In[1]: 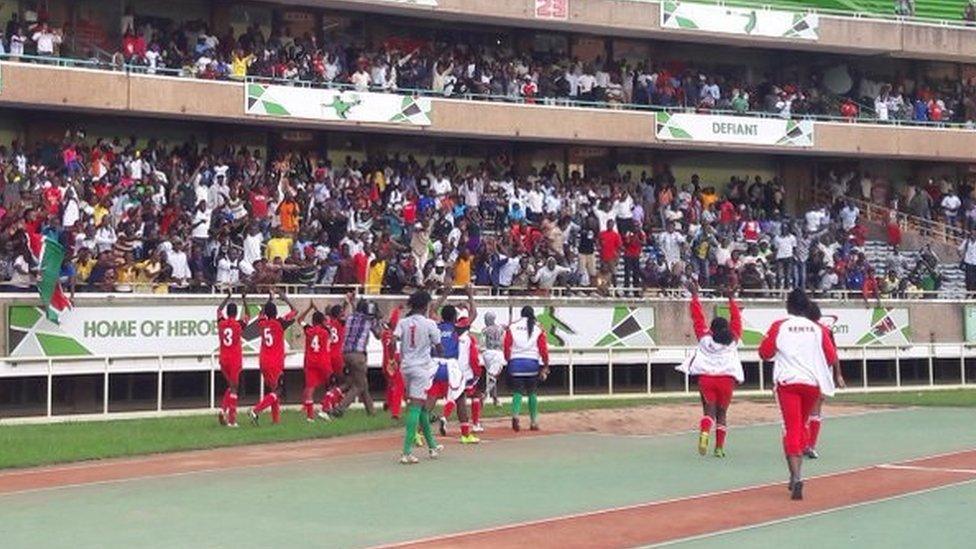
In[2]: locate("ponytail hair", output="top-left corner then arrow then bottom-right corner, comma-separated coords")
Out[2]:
520,306 -> 536,336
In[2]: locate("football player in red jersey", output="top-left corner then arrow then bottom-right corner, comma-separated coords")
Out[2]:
320,298 -> 351,413
216,290 -> 249,427
297,302 -> 334,422
250,291 -> 297,425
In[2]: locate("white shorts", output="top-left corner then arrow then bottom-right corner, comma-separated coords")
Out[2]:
401,363 -> 435,400
483,350 -> 505,377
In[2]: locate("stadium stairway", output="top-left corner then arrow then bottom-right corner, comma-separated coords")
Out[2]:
862,240 -> 967,299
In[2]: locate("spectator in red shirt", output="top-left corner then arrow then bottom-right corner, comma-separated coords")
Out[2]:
599,219 -> 623,285
622,229 -> 646,290
862,267 -> 881,306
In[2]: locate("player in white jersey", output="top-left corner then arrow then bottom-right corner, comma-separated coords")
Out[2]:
393,291 -> 444,464
759,289 -> 841,500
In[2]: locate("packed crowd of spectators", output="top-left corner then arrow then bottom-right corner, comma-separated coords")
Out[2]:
4,8 -> 976,126
824,169 -> 976,231
0,130 -> 960,299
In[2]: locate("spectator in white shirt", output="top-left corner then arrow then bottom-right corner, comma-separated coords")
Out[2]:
773,227 -> 798,289
191,201 -> 212,243
166,242 -> 193,285
942,190 -> 962,227
31,23 -> 61,57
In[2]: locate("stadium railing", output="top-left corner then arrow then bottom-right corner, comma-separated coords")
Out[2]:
1,53 -> 972,132
2,341 -> 974,422
816,187 -> 967,246
0,284 -> 969,300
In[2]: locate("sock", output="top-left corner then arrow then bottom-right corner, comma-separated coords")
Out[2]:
716,425 -> 727,449
528,393 -> 539,423
270,394 -> 281,424
471,399 -> 482,425
403,404 -> 422,455
227,392 -> 238,425
512,391 -> 523,417
254,392 -> 276,413
220,388 -> 232,411
442,401 -> 456,420
419,409 -> 437,448
227,393 -> 237,425
807,416 -> 822,449
699,416 -> 715,434
303,400 -> 315,420
461,422 -> 471,437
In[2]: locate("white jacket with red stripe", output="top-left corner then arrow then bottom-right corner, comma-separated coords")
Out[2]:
503,318 -> 550,364
759,314 -> 839,396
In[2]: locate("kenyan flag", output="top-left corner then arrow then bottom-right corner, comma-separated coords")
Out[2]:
27,232 -> 72,323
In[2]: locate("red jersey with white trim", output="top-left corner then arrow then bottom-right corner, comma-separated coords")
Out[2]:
759,314 -> 838,395
258,310 -> 296,369
303,324 -> 331,369
217,312 -> 248,368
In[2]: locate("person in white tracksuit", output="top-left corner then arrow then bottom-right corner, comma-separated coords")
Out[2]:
503,307 -> 550,432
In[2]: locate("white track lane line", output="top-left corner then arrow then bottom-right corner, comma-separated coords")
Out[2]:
646,477 -> 976,548
877,464 -> 976,475
371,446 -> 976,549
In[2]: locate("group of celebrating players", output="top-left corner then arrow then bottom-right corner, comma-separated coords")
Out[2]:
213,285 -> 550,465
216,283 -> 843,499
680,282 -> 846,501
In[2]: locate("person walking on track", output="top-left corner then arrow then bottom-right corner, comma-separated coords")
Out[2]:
677,283 -> 744,457
394,290 -> 444,464
503,306 -> 550,432
759,289 -> 841,501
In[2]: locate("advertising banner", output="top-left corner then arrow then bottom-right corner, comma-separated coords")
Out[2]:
7,304 -> 654,358
655,112 -> 815,147
245,84 -> 433,126
717,306 -> 911,347
535,0 -> 569,20
661,1 -> 819,40
965,306 -> 976,343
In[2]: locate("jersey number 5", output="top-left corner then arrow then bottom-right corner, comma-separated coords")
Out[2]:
263,328 -> 274,347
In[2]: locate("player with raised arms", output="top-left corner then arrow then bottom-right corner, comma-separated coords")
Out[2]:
295,301 -> 333,423
216,290 -> 249,427
677,283 -> 744,457
249,290 -> 297,425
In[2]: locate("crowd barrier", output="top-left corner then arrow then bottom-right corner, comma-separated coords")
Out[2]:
2,342 -> 974,422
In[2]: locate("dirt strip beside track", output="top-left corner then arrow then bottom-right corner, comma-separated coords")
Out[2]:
380,450 -> 976,549
0,421 -> 544,495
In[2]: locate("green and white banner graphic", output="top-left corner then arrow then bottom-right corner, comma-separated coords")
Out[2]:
655,112 -> 814,147
717,306 -> 910,347
470,306 -> 655,349
7,305 -> 276,357
246,84 -> 433,126
661,1 -> 819,40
